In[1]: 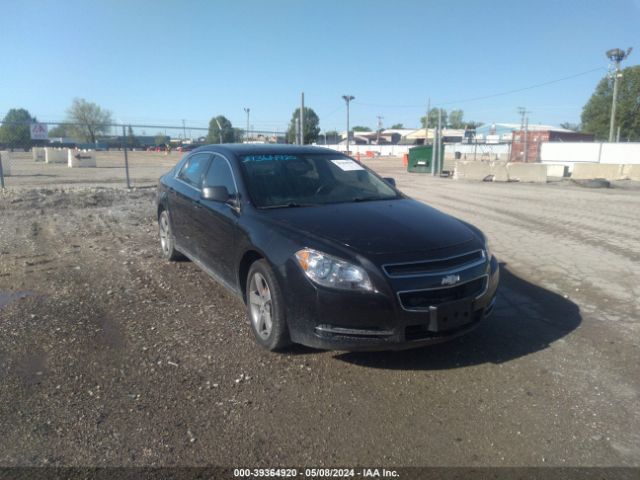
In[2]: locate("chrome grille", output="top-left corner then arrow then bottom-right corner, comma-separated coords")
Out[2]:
397,275 -> 488,311
383,250 -> 485,278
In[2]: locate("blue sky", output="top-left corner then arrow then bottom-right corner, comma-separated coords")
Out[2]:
1,0 -> 639,135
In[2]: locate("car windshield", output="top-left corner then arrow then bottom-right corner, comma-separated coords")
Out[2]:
239,153 -> 400,208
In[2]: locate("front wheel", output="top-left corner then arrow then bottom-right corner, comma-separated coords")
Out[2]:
158,210 -> 183,261
246,260 -> 291,351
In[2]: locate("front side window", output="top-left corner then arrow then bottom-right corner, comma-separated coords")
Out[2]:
239,153 -> 399,208
205,155 -> 237,195
177,153 -> 210,188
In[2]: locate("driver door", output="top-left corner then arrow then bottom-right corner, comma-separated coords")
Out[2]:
192,153 -> 240,285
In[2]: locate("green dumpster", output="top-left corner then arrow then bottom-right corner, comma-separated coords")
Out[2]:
407,145 -> 443,173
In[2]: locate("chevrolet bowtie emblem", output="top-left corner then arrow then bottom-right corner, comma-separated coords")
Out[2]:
441,274 -> 461,286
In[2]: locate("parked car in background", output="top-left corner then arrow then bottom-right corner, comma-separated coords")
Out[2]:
176,144 -> 198,152
156,145 -> 499,351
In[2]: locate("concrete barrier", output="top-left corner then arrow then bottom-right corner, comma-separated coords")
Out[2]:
45,148 -> 69,164
0,151 -> 12,176
507,163 -> 547,183
492,164 -> 509,182
453,161 -> 493,180
454,161 -> 548,182
32,147 -> 46,162
68,150 -> 97,168
622,164 -> 640,181
545,164 -> 568,177
572,163 -> 625,180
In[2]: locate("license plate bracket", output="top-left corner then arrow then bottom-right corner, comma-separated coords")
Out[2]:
428,299 -> 473,332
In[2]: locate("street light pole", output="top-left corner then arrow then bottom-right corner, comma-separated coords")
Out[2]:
606,48 -> 632,142
342,95 -> 355,153
300,92 -> 305,145
214,118 -> 223,144
609,66 -> 622,143
244,108 -> 250,143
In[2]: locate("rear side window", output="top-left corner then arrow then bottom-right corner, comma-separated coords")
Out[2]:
205,155 -> 237,195
177,153 -> 211,188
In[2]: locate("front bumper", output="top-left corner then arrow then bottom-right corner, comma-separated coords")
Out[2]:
283,255 -> 500,351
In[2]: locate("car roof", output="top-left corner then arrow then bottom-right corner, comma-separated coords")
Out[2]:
190,143 -> 342,158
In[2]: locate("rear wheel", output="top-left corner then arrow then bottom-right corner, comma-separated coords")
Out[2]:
246,260 -> 291,351
158,210 -> 183,261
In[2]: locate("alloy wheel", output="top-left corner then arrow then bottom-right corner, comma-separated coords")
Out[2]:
248,272 -> 273,339
159,213 -> 170,255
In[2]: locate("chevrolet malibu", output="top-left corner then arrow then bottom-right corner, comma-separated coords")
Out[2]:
157,144 -> 499,351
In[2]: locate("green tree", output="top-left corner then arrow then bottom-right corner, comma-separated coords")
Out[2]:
466,121 -> 484,129
206,115 -> 235,143
48,124 -> 69,138
581,66 -> 640,141
0,108 -> 36,150
448,109 -> 465,129
126,125 -> 139,148
66,98 -> 113,143
420,108 -> 448,128
324,130 -> 340,143
390,123 -> 404,129
352,126 -> 371,132
154,133 -> 169,146
286,107 -> 320,144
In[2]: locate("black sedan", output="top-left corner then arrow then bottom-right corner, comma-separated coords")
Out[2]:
156,144 -> 499,351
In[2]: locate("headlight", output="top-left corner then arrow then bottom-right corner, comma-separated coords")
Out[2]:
483,235 -> 492,259
294,248 -> 373,292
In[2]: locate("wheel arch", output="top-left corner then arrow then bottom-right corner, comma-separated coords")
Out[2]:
238,250 -> 266,303
157,192 -> 169,220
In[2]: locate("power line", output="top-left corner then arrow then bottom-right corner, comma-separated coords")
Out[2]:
354,66 -> 606,109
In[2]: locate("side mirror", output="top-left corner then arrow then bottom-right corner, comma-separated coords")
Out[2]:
383,177 -> 396,187
202,186 -> 230,203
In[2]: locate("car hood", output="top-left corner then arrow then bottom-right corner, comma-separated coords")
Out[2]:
263,199 -> 477,255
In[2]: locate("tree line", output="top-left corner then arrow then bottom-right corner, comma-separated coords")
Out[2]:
3,69 -> 639,150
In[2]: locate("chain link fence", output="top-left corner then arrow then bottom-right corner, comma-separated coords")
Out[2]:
0,121 -> 287,190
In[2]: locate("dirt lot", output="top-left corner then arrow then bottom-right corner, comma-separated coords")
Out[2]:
1,151 -> 175,189
0,156 -> 639,468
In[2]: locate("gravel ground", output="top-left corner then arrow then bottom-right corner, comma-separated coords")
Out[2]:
0,160 -> 639,468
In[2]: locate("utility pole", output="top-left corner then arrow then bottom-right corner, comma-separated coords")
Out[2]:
426,99 -> 435,175
376,115 -> 383,144
517,107 -> 525,130
523,115 -> 529,163
244,108 -> 250,143
425,98 -> 431,142
606,48 -> 632,142
300,92 -> 305,145
182,119 -> 186,141
517,106 -> 531,162
342,95 -> 355,152
437,109 -> 442,175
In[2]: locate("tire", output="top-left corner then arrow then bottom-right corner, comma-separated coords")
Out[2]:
158,209 -> 183,261
246,259 -> 291,351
